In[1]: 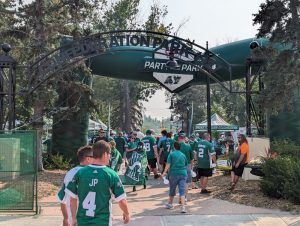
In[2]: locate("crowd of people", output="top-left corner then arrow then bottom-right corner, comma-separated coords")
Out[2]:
57,128 -> 250,226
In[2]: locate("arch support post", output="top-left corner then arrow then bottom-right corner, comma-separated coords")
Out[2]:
246,60 -> 252,136
0,44 -> 17,130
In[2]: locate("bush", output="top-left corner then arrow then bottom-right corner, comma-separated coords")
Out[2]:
43,153 -> 73,170
271,139 -> 300,160
261,157 -> 293,198
261,157 -> 300,203
283,163 -> 300,204
260,139 -> 300,204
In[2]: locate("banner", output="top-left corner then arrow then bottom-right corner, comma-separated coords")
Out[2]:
124,148 -> 147,185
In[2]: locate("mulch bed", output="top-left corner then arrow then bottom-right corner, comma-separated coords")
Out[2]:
208,172 -> 300,213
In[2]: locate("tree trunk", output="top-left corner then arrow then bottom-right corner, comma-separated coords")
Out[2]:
290,0 -> 300,50
121,80 -> 131,133
33,0 -> 47,172
32,100 -> 45,171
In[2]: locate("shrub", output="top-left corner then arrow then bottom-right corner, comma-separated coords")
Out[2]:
260,139 -> 300,203
43,153 -> 73,170
283,162 -> 300,204
261,157 -> 294,198
271,139 -> 300,160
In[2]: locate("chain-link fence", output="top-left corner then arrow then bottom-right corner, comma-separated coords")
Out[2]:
0,131 -> 37,212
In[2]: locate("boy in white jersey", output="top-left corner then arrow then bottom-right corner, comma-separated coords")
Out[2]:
66,140 -> 130,226
57,146 -> 94,226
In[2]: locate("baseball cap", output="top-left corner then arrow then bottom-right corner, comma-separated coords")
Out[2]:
146,130 -> 152,135
178,130 -> 186,137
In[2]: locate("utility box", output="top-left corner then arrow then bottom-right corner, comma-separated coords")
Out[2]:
242,137 -> 270,181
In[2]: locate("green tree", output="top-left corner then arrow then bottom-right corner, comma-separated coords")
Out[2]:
0,0 -> 107,166
92,0 -> 171,132
253,0 -> 300,112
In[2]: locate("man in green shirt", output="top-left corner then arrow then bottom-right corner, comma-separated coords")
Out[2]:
109,140 -> 123,172
66,141 -> 130,226
57,146 -> 94,226
194,133 -> 216,194
114,131 -> 127,159
159,132 -> 175,172
142,130 -> 160,179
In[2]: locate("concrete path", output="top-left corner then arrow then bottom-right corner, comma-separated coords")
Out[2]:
0,178 -> 299,226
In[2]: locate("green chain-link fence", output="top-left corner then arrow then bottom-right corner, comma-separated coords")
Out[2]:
0,131 -> 37,212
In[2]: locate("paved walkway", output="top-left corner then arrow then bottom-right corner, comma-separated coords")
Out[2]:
0,178 -> 300,226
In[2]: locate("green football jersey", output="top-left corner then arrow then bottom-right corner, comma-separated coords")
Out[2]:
66,165 -> 126,226
195,140 -> 215,169
142,136 -> 157,159
114,136 -> 126,155
179,142 -> 194,163
161,138 -> 175,161
109,148 -> 123,172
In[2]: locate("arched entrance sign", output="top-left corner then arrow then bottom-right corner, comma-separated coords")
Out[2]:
27,30 -> 232,94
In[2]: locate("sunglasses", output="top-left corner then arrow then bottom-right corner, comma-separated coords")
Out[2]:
100,132 -> 105,133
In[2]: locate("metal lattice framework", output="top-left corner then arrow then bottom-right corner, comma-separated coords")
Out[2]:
26,30 -> 233,94
24,30 -> 236,135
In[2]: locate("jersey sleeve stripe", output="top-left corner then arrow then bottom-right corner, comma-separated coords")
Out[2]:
56,193 -> 63,203
65,188 -> 78,199
114,193 -> 126,202
210,152 -> 216,155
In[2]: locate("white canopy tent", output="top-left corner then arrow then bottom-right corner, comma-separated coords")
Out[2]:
194,113 -> 239,132
88,119 -> 107,131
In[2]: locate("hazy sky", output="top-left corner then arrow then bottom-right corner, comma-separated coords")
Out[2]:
139,0 -> 265,120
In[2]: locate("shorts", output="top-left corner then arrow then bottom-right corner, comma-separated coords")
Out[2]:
197,168 -> 213,177
148,158 -> 157,169
232,163 -> 247,177
168,175 -> 187,197
186,164 -> 192,183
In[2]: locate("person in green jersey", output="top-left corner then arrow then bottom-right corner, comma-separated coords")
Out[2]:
109,140 -> 123,172
161,141 -> 188,213
159,132 -> 175,172
126,135 -> 138,159
195,132 -> 203,142
114,131 -> 127,159
194,133 -> 216,194
188,134 -> 197,150
142,130 -> 160,179
178,133 -> 194,200
66,141 -> 130,226
57,146 -> 94,226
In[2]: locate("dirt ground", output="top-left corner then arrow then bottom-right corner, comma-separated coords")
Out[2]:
208,172 -> 300,213
38,169 -> 300,213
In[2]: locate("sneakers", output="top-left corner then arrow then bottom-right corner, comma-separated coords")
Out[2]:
200,189 -> 211,194
165,203 -> 174,209
179,196 -> 187,205
181,206 -> 187,213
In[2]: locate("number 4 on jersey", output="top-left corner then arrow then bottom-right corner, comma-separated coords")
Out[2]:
83,192 -> 96,217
